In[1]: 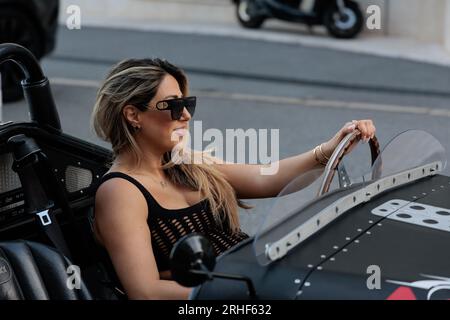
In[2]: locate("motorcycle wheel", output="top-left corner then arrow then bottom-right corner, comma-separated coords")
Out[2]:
0,8 -> 43,103
236,0 -> 266,29
323,1 -> 363,39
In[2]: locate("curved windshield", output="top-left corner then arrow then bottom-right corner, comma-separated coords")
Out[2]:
369,130 -> 447,180
253,130 -> 447,266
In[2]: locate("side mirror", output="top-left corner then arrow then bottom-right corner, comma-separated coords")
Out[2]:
170,233 -> 216,287
170,233 -> 257,298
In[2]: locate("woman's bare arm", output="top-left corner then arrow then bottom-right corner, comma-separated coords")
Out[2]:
94,178 -> 192,299
215,148 -> 321,199
215,120 -> 376,199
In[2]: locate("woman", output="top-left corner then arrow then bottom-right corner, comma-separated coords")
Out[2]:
91,58 -> 375,300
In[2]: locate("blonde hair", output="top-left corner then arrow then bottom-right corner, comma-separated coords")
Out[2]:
91,58 -> 249,233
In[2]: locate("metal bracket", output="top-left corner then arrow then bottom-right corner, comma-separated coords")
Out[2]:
337,163 -> 351,188
372,199 -> 450,233
36,210 -> 52,226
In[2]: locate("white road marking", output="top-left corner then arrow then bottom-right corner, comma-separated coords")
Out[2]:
197,90 -> 450,118
51,77 -> 100,88
50,77 -> 450,118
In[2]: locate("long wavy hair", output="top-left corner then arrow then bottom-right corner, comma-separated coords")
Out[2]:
91,58 -> 249,232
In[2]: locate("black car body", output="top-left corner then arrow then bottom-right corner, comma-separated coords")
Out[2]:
172,128 -> 450,301
0,43 -> 449,300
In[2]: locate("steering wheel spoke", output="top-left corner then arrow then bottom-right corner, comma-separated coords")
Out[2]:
318,131 -> 381,196
337,163 -> 352,188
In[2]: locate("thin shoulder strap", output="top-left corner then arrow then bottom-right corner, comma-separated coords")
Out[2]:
99,172 -> 159,207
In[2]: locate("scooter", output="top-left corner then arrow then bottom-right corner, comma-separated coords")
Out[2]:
233,0 -> 364,39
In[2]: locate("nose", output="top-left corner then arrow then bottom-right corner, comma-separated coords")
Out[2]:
179,107 -> 192,121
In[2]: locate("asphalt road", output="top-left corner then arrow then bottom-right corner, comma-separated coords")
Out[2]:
2,26 -> 450,234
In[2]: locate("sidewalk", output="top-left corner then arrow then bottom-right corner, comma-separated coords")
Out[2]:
59,0 -> 450,67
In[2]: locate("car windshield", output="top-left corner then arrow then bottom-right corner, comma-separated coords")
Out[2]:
253,130 -> 448,266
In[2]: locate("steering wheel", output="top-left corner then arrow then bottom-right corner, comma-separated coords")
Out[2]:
318,130 -> 381,196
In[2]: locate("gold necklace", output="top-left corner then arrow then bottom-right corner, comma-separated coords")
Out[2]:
147,174 -> 168,188
159,180 -> 168,188
118,167 -> 168,189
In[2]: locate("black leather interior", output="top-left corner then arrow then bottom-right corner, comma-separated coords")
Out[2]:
0,240 -> 92,300
85,208 -> 127,300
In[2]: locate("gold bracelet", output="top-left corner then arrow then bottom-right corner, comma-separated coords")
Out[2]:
314,146 -> 328,166
319,144 -> 331,161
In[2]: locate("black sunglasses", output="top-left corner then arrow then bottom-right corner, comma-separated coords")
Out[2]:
155,96 -> 196,120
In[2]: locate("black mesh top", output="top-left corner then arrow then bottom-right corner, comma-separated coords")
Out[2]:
98,172 -> 249,271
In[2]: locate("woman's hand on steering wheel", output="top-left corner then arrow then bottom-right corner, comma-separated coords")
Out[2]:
322,119 -> 376,158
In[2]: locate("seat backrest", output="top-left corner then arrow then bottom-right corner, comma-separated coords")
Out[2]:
85,208 -> 127,300
0,240 -> 92,300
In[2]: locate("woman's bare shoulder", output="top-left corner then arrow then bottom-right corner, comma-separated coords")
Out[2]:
94,174 -> 150,245
95,174 -> 148,219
